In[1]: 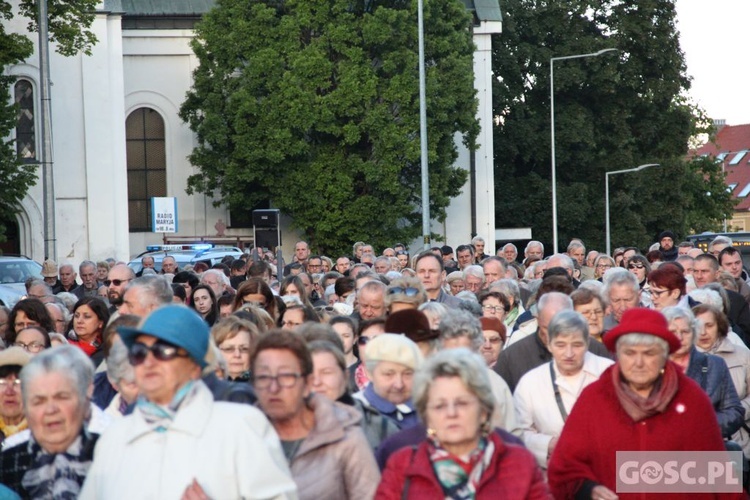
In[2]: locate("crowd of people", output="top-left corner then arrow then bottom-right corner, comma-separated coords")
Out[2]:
0,232 -> 746,498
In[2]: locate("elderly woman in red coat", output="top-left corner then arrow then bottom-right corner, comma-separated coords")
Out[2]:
548,308 -> 740,500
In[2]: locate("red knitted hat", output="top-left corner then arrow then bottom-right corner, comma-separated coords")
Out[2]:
603,308 -> 680,354
479,316 -> 506,342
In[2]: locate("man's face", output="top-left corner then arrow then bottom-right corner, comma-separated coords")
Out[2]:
660,237 -> 674,251
120,287 -> 151,318
27,284 -> 50,303
608,283 -> 640,322
720,252 -> 743,279
677,258 -> 694,276
622,249 -> 637,264
361,245 -> 374,255
335,257 -> 350,274
526,244 -> 543,260
678,246 -> 691,256
161,257 -> 177,274
568,247 -> 585,266
585,251 -> 599,267
202,274 -> 224,297
295,243 -> 310,262
473,241 -> 485,256
503,246 -> 517,262
374,260 -> 390,275
693,259 -> 718,287
464,275 -> 483,294
442,253 -> 454,264
107,266 -> 134,306
96,265 -> 109,281
297,273 -> 313,296
536,305 -> 566,346
59,266 -> 77,287
416,257 -> 445,294
711,244 -> 728,258
357,288 -> 385,319
383,248 -> 396,258
457,250 -> 473,269
306,258 -> 322,274
142,257 -> 155,269
483,260 -> 504,285
369,361 -> 414,405
80,265 -> 97,289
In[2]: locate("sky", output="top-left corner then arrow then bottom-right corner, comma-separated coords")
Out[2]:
675,0 -> 750,126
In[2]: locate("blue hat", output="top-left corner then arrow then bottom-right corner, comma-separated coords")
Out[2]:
118,305 -> 209,368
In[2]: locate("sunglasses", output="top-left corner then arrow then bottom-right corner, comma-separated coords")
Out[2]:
628,263 -> 645,270
128,340 -> 189,366
103,278 -> 131,287
387,287 -> 420,296
357,336 -> 371,346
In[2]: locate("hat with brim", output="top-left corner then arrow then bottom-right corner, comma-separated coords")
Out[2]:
0,347 -> 31,368
385,309 -> 439,343
118,305 -> 209,367
603,308 -> 680,354
41,259 -> 58,278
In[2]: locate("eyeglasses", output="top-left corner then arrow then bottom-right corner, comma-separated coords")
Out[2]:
482,305 -> 505,314
427,398 -> 478,414
14,341 -> 45,353
579,308 -> 604,317
387,287 -> 420,296
14,321 -> 39,330
0,378 -> 21,391
628,263 -> 645,270
103,278 -> 132,287
650,288 -> 671,298
128,341 -> 189,366
596,264 -> 613,269
357,336 -> 371,346
484,337 -> 503,345
252,373 -> 303,389
219,345 -> 251,354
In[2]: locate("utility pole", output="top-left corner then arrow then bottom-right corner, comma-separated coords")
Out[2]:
38,0 -> 57,260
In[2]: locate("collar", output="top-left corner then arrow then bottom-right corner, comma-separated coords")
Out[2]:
533,332 -> 552,361
363,383 -> 414,415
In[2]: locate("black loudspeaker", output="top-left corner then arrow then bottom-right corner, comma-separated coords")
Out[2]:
253,209 -> 280,228
255,229 -> 280,250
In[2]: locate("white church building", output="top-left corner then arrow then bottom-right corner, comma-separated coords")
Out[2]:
5,0 -> 501,266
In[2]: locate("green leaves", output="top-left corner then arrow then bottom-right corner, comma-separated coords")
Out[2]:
181,0 -> 478,254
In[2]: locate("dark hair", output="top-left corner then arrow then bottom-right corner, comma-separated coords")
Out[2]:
234,278 -> 277,319
718,246 -> 742,266
647,266 -> 687,296
570,287 -> 605,309
330,316 -> 358,338
189,284 -> 219,326
193,262 -> 210,274
250,328 -> 313,377
217,293 -> 236,310
212,263 -> 231,277
455,244 -> 474,256
536,276 -> 575,300
692,303 -> 729,339
477,290 -> 510,311
645,250 -> 663,264
280,275 -> 310,306
334,277 -> 355,297
247,261 -> 272,279
415,251 -> 444,273
72,297 -> 111,345
358,317 -> 386,337
171,283 -> 187,302
172,271 -> 200,289
277,304 -> 319,328
8,298 -> 54,343
230,259 -> 246,273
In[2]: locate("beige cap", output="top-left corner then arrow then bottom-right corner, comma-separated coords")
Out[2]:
363,333 -> 423,370
41,259 -> 58,278
0,346 -> 31,368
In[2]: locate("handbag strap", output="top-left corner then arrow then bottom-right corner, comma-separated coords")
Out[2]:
549,361 -> 568,422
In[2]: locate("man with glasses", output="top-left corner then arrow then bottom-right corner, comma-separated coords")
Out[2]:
82,306 -> 296,499
24,280 -> 52,304
106,264 -> 136,313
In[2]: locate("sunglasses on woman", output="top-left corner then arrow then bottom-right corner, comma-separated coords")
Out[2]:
628,263 -> 645,270
128,340 -> 189,366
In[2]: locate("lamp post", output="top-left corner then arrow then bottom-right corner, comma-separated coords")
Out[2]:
550,48 -> 617,254
605,163 -> 660,255
418,0 -> 430,250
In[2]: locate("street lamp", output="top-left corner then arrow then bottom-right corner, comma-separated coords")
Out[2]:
550,48 -> 617,254
418,0 -> 430,249
605,163 -> 660,255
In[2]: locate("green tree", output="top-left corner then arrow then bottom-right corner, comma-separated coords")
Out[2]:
0,0 -> 98,241
180,0 -> 479,255
492,0 -> 733,252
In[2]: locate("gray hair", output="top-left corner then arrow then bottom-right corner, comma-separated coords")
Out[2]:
537,291 -> 573,316
127,274 -> 174,308
501,243 -> 517,253
439,309 -> 483,352
385,276 -> 427,308
462,265 -> 485,282
602,267 -> 639,297
374,256 -> 392,271
56,292 -> 78,312
567,241 -> 585,252
418,302 -> 448,329
548,310 -> 589,343
615,333 -> 669,360
413,348 -> 494,431
107,338 -> 135,385
46,300 -> 71,323
661,306 -> 697,344
20,345 -> 94,412
324,284 -> 337,304
688,288 -> 725,313
709,236 -> 733,252
525,240 -> 544,254
202,269 -> 229,287
489,279 -> 521,306
547,253 -> 574,271
701,283 -> 731,315
79,260 -> 96,273
358,279 -> 387,298
471,236 -> 485,245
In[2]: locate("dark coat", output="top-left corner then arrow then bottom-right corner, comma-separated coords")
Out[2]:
685,347 -> 744,438
377,432 -> 551,499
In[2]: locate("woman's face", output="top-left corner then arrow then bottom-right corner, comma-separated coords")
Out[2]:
280,309 -> 305,331
449,280 -> 465,296
96,266 -> 109,282
193,289 -> 213,315
425,376 -> 487,454
26,371 -> 86,454
574,299 -> 605,338
696,311 -> 720,350
219,330 -> 251,379
397,254 -> 409,268
480,329 -> 503,366
13,310 -> 39,334
73,304 -> 103,342
311,351 -> 348,402
15,328 -> 47,356
481,296 -> 506,322
595,260 -> 614,279
283,283 -> 300,298
628,261 -> 647,282
617,342 -> 667,392
332,323 -> 355,356
253,348 -> 309,423
549,331 -> 588,376
321,260 -> 331,273
648,283 -> 681,311
668,317 -> 694,358
242,293 -> 267,308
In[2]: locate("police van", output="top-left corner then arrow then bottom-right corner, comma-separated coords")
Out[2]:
686,232 -> 750,268
127,244 -> 244,274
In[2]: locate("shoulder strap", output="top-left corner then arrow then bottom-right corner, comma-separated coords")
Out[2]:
699,354 -> 709,391
549,362 -> 568,422
401,445 -> 418,500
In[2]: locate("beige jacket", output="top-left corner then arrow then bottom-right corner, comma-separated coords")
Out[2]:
290,394 -> 380,500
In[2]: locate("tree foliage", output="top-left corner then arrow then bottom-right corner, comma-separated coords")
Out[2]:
180,0 -> 479,255
492,0 -> 734,252
0,0 -> 99,242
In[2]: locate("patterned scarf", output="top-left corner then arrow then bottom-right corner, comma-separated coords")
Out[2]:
503,305 -> 520,329
612,360 -> 679,422
21,430 -> 97,499
428,436 -> 494,500
0,417 -> 27,439
136,380 -> 200,432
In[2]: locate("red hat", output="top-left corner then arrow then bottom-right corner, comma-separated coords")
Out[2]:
603,308 -> 680,354
479,317 -> 507,342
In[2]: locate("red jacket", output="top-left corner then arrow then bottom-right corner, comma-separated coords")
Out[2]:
376,432 -> 551,499
548,363 -> 743,499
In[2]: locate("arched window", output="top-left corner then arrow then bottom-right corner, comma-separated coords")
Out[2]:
14,79 -> 35,162
125,108 -> 166,232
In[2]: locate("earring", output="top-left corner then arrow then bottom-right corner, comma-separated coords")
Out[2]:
427,427 -> 437,438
